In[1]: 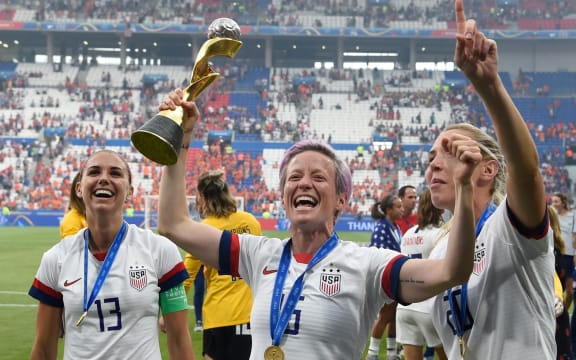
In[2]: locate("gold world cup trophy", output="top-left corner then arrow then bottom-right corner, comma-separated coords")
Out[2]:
131,18 -> 243,165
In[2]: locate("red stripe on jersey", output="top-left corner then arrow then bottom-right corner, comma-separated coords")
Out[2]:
381,254 -> 407,300
159,262 -> 186,284
507,202 -> 550,240
230,233 -> 241,277
32,278 -> 62,299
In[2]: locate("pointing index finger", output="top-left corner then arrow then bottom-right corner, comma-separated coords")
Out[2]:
455,0 -> 466,35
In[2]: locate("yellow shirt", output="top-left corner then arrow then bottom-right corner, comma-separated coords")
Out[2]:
59,208 -> 87,239
554,271 -> 563,300
183,211 -> 262,329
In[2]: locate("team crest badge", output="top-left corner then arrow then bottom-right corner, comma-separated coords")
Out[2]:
319,268 -> 341,297
473,242 -> 486,276
129,267 -> 148,291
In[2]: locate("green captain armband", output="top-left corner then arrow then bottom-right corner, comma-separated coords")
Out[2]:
159,283 -> 189,314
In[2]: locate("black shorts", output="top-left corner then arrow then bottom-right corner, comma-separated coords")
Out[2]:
203,323 -> 252,360
564,254 -> 575,280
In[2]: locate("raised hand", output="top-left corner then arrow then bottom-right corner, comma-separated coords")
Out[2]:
440,132 -> 483,186
159,88 -> 201,132
454,0 -> 499,84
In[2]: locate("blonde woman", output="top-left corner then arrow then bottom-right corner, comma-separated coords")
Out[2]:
425,1 -> 554,358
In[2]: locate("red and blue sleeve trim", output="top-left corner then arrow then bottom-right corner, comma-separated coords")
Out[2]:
507,202 -> 549,240
218,231 -> 241,277
159,262 -> 189,292
219,231 -> 232,275
28,278 -> 63,308
381,254 -> 409,302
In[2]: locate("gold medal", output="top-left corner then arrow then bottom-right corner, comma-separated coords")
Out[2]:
76,311 -> 87,327
459,336 -> 467,358
264,345 -> 284,360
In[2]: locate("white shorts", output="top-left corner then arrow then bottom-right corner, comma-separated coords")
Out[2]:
396,307 -> 442,347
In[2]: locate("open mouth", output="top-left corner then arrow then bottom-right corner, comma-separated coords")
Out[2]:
294,195 -> 318,208
93,189 -> 113,198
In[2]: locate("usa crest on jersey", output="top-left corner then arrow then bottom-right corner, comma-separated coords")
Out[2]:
129,268 -> 148,291
319,272 -> 341,297
473,243 -> 486,275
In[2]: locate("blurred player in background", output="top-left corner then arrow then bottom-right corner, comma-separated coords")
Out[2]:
184,170 -> 262,360
59,171 -> 86,239
549,206 -> 573,359
396,188 -> 447,360
366,194 -> 404,360
396,185 -> 419,235
550,192 -> 576,355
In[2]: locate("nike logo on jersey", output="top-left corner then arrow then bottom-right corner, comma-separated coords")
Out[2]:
262,266 -> 278,275
64,278 -> 82,287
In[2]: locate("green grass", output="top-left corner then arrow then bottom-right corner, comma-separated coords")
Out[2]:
0,227 -> 374,360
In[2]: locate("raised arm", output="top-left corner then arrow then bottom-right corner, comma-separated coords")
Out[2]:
157,88 -> 222,269
454,0 -> 545,227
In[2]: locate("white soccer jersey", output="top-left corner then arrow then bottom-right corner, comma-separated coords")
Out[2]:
29,224 -> 189,360
398,224 -> 443,313
400,224 -> 442,260
429,203 -> 556,360
557,211 -> 576,256
219,232 -> 408,360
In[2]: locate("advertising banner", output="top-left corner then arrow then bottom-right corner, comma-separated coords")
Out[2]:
0,211 -> 375,233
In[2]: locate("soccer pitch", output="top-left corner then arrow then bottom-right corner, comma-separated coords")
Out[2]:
0,227 -> 371,360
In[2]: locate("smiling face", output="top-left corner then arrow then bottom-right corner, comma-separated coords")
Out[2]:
78,151 -> 133,219
281,150 -> 346,232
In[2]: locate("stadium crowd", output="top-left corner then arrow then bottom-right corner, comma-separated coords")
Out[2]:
1,0 -> 576,217
3,0 -> 576,30
0,60 -> 574,216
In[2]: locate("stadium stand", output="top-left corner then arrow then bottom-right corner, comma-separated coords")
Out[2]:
2,61 -> 576,215
2,0 -> 576,217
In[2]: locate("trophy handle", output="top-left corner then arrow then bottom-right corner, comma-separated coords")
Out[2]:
191,38 -> 243,84
184,73 -> 221,102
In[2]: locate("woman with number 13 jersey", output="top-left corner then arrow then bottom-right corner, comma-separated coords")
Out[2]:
28,150 -> 195,360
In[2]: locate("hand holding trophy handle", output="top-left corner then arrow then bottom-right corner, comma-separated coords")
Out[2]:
131,18 -> 242,165
158,88 -> 200,134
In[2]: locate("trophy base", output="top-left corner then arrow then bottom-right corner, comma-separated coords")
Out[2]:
130,115 -> 184,165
